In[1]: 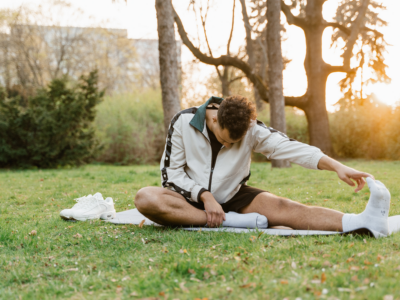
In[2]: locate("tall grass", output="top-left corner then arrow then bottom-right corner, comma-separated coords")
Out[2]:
95,89 -> 165,164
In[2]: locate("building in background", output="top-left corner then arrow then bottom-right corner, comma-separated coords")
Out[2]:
0,25 -> 181,95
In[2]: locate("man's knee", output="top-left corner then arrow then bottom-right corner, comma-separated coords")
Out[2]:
135,187 -> 161,214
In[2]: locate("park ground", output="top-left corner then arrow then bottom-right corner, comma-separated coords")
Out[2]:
1,160 -> 400,299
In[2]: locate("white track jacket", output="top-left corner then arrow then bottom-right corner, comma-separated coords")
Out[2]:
160,96 -> 326,204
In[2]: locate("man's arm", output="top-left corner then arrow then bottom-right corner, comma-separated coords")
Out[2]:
317,156 -> 374,192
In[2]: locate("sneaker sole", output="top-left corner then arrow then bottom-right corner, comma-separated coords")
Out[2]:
68,210 -> 116,222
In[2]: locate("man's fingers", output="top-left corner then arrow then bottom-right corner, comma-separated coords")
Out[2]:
342,176 -> 355,187
355,178 -> 365,192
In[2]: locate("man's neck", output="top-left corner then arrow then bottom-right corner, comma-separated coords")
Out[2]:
205,109 -> 217,133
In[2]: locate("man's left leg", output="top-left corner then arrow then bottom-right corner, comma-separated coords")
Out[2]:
239,192 -> 344,231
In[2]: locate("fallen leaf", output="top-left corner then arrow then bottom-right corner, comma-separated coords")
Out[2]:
321,273 -> 326,283
349,266 -> 360,271
116,286 -> 122,294
363,278 -> 370,284
357,252 -> 365,257
111,279 -> 117,282
309,257 -> 317,261
138,219 -> 145,228
159,291 -> 165,296
291,261 -> 297,269
73,233 -> 82,239
346,257 -> 354,263
149,258 -> 154,262
383,296 -> 394,300
162,246 -> 168,253
280,280 -> 288,285
349,242 -> 354,248
234,256 -> 241,261
240,282 -> 256,288
190,277 -> 201,282
122,276 -> 130,281
311,279 -> 320,284
377,254 -> 384,261
203,271 -> 210,279
226,287 -> 232,292
188,269 -> 196,274
29,230 -> 37,236
323,261 -> 331,267
63,268 -> 78,272
364,260 -> 372,265
179,282 -> 189,292
129,292 -> 138,296
338,287 -> 352,292
322,254 -> 331,258
351,275 -> 358,281
363,239 -> 367,244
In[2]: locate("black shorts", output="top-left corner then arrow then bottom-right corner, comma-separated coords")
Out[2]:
184,185 -> 267,213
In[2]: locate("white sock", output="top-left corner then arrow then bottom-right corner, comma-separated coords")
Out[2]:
222,211 -> 268,229
342,178 -> 391,236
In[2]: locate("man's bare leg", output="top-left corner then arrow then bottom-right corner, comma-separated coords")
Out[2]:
136,187 -> 343,230
134,187 -> 207,226
239,192 -> 343,231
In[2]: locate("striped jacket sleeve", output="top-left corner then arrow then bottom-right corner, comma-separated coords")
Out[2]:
160,113 -> 205,203
251,120 -> 326,170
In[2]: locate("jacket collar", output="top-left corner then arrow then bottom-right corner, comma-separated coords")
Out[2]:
189,96 -> 224,132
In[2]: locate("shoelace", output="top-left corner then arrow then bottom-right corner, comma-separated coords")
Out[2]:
72,196 -> 102,210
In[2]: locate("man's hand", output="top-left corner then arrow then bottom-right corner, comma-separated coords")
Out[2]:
200,191 -> 226,227
318,156 -> 374,192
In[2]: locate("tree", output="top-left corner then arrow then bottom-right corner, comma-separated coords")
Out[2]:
155,0 -> 181,133
267,0 -> 291,168
173,0 -> 388,156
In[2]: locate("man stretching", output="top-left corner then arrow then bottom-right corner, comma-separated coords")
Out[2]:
135,96 -> 390,235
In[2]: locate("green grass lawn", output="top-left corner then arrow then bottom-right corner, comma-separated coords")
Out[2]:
1,160 -> 400,300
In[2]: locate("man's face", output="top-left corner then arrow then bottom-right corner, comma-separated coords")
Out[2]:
213,122 -> 242,149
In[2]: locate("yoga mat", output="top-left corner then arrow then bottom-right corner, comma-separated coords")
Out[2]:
106,208 -> 400,239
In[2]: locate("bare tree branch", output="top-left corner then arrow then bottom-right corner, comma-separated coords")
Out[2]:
227,0 -> 236,56
173,6 -> 307,108
325,22 -> 383,37
280,0 -> 307,29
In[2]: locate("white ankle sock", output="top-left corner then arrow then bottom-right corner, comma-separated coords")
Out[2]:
222,211 -> 268,229
342,178 -> 391,236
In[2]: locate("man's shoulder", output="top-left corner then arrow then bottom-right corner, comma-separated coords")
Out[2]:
171,107 -> 198,124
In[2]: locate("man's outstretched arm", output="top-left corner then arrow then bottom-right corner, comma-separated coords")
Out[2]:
317,156 -> 374,192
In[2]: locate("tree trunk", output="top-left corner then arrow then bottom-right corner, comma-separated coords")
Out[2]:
303,0 -> 333,155
155,0 -> 181,134
267,0 -> 291,168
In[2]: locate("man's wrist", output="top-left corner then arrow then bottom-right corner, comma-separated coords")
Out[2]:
200,191 -> 214,203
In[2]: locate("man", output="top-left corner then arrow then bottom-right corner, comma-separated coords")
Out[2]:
135,95 -> 390,235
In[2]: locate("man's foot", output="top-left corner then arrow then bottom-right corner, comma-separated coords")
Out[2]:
222,211 -> 268,229
342,178 -> 391,236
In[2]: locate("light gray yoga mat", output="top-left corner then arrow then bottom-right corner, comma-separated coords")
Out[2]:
106,208 -> 400,239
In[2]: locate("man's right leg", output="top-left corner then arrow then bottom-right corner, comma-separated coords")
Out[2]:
134,187 -> 207,226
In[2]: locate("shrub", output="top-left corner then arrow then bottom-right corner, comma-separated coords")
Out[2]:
94,90 -> 165,165
0,71 -> 103,168
330,95 -> 400,159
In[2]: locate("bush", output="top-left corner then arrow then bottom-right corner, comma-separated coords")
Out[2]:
330,95 -> 400,159
94,90 -> 165,165
0,71 -> 103,168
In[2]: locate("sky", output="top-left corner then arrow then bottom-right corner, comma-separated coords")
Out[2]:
1,0 -> 399,109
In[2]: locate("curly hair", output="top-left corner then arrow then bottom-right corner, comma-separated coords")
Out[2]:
217,95 -> 257,140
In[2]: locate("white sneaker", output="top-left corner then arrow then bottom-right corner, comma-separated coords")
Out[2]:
60,193 -> 116,221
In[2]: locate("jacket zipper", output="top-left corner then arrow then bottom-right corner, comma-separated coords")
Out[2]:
208,147 -> 222,191
201,130 -> 223,192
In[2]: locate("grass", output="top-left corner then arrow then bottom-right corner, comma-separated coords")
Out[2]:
1,160 -> 400,300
